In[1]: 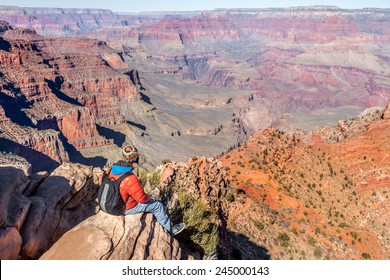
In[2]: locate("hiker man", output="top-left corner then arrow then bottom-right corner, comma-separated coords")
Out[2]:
109,142 -> 185,236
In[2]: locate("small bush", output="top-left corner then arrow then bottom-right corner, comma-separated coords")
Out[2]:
149,170 -> 161,189
278,233 -> 290,247
308,236 -> 316,246
139,170 -> 148,186
254,220 -> 265,231
161,159 -> 172,164
362,253 -> 371,259
182,200 -> 219,255
338,222 -> 349,228
226,191 -> 235,203
350,231 -> 358,239
314,246 -> 323,258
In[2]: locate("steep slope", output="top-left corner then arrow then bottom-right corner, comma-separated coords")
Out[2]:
221,103 -> 390,259
0,22 -> 140,171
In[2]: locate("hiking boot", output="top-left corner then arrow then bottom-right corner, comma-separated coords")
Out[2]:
171,222 -> 186,236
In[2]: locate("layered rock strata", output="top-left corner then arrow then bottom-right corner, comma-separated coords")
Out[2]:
0,22 -> 140,170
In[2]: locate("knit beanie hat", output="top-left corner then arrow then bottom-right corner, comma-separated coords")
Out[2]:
122,142 -> 139,163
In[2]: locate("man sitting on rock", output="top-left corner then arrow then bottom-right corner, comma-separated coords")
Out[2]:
109,142 -> 185,236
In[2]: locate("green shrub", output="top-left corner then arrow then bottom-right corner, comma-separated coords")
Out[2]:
149,170 -> 161,189
338,222 -> 349,228
308,236 -> 316,246
278,233 -> 290,247
314,246 -> 323,258
139,170 -> 148,186
138,169 -> 161,190
226,191 -> 235,203
254,220 -> 265,231
362,253 -> 371,259
182,200 -> 219,255
161,159 -> 172,164
350,231 -> 358,240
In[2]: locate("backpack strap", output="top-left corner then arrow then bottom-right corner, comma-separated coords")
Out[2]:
112,171 -> 132,204
114,171 -> 131,184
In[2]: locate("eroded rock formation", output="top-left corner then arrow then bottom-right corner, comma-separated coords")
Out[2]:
0,22 -> 140,171
0,161 -> 179,260
40,211 -> 181,260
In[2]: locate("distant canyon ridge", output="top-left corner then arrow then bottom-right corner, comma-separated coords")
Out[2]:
0,5 -> 389,171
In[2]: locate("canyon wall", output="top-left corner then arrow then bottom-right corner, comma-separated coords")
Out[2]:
0,22 -> 140,171
0,6 -> 389,170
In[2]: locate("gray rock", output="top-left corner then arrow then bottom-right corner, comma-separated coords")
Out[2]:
0,166 -> 27,225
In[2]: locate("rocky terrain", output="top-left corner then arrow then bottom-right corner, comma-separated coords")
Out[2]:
0,161 -> 181,260
1,102 -> 388,260
220,102 -> 390,259
0,153 -> 231,260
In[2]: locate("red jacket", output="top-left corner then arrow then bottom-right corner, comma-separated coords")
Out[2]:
109,172 -> 150,210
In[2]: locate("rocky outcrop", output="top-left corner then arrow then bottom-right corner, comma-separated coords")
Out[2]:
57,107 -> 112,149
0,106 -> 69,172
158,156 -> 234,258
0,165 -> 32,259
383,100 -> 390,120
10,163 -> 98,259
0,162 -> 180,260
40,211 -> 181,260
160,157 -> 230,211
0,152 -> 31,175
0,163 -> 97,259
311,105 -> 385,143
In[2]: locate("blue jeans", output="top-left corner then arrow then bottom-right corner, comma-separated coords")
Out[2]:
124,200 -> 172,232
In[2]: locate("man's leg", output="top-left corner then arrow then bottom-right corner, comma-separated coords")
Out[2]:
124,200 -> 172,232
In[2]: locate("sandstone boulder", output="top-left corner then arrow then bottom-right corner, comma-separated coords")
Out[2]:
40,211 -> 181,260
0,165 -> 29,259
20,163 -> 98,258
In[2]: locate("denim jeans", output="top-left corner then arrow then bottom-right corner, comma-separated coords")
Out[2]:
124,200 -> 172,232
